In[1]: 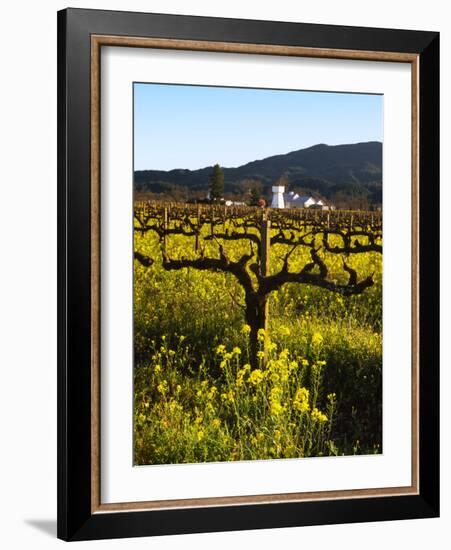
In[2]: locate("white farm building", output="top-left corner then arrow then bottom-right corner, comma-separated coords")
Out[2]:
271,186 -> 332,210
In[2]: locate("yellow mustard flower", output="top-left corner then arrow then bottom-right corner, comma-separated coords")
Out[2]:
269,387 -> 284,416
221,391 -> 235,404
248,369 -> 264,386
311,407 -> 328,423
270,400 -> 284,416
208,386 -> 217,399
279,348 -> 289,360
293,387 -> 310,413
279,326 -> 291,337
311,332 -> 324,346
157,380 -> 168,395
235,368 -> 248,388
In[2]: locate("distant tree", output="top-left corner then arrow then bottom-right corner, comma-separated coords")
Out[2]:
349,195 -> 370,211
331,190 -> 370,211
209,164 -> 224,202
331,190 -> 349,210
249,187 -> 261,206
239,178 -> 262,190
274,174 -> 290,194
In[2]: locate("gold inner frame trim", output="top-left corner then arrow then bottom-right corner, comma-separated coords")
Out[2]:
90,34 -> 420,514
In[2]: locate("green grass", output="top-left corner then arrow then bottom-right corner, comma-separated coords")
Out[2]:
133,227 -> 382,464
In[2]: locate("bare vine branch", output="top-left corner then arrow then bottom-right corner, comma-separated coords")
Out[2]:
260,247 -> 373,296
162,247 -> 256,295
134,251 -> 154,267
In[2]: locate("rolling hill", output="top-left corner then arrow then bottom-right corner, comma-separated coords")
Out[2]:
134,141 -> 382,205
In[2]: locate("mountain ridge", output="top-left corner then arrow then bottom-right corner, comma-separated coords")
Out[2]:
134,141 -> 382,205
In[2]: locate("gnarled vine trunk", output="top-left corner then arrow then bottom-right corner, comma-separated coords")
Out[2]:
245,292 -> 268,369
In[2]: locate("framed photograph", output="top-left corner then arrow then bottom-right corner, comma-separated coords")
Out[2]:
57,8 -> 439,541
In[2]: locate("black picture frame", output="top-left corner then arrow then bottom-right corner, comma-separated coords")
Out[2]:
57,7 -> 439,541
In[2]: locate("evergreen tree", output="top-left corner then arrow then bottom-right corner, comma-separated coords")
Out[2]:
249,187 -> 261,206
209,164 -> 224,202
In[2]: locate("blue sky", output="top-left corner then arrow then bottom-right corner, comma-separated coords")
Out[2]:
134,83 -> 383,171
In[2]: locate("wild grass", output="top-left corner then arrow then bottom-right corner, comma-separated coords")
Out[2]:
133,226 -> 382,464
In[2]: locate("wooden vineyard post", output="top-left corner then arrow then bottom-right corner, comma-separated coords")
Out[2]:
260,213 -> 271,363
195,204 -> 201,252
260,216 -> 271,280
163,206 -> 168,254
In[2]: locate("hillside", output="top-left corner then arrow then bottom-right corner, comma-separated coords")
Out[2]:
134,141 -> 382,205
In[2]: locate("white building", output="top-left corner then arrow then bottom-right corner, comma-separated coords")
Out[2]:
284,191 -> 316,208
225,200 -> 247,206
271,186 -> 332,210
271,185 -> 286,208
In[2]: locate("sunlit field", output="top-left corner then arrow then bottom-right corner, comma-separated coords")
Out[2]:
133,205 -> 382,465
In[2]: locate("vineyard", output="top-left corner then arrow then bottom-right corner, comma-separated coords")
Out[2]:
133,202 -> 383,465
